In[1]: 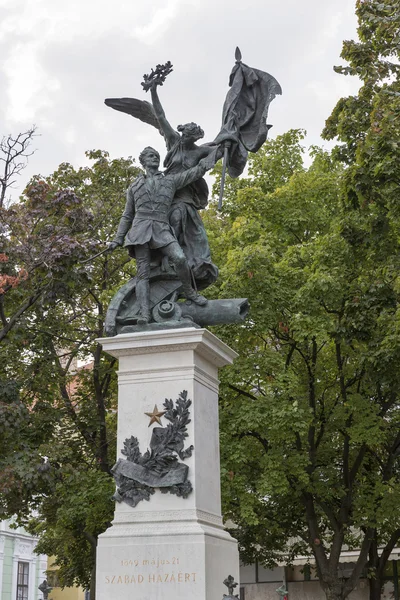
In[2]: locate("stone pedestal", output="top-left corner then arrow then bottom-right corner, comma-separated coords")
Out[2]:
96,327 -> 239,600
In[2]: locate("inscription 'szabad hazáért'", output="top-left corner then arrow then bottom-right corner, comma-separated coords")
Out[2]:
105,573 -> 197,584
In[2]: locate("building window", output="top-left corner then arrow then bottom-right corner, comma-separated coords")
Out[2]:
16,562 -> 29,600
303,564 -> 311,581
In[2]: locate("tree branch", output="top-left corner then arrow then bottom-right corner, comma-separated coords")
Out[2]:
48,340 -> 96,451
238,431 -> 269,453
344,528 -> 374,595
377,528 -> 400,578
227,383 -> 258,401
82,531 -> 97,549
0,290 -> 42,343
302,492 -> 330,576
0,296 -> 7,327
92,340 -> 110,474
0,127 -> 37,207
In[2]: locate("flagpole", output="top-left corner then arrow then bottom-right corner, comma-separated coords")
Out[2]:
218,144 -> 229,211
218,47 -> 242,211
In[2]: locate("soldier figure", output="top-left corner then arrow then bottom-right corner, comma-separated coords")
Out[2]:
108,146 -> 219,324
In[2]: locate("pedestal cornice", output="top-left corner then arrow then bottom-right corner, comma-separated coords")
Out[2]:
97,327 -> 237,368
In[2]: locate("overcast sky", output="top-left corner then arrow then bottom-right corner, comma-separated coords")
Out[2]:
0,0 -> 360,200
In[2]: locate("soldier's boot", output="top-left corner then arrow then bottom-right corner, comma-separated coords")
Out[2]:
135,279 -> 151,324
173,255 -> 208,307
181,285 -> 208,306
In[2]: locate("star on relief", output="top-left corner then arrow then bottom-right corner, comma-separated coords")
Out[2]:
145,405 -> 166,427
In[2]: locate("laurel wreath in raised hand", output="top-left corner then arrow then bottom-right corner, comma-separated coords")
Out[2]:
141,61 -> 173,92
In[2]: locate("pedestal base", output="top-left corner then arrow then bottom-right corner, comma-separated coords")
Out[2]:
97,512 -> 238,600
96,328 -> 239,600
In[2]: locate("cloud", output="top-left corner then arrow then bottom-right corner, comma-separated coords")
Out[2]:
3,41 -> 61,123
134,0 -> 199,43
0,0 -> 359,198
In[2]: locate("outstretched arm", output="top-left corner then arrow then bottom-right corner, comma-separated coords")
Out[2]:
172,148 -> 221,191
150,85 -> 180,150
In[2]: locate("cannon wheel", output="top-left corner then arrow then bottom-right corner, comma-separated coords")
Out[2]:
104,274 -> 182,336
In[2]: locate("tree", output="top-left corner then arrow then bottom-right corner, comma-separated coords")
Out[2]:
0,180 -> 94,344
0,129 -> 97,522
0,177 -> 98,522
323,1 -> 400,597
1,151 -> 141,598
0,127 -> 37,208
204,123 -> 400,600
205,2 -> 400,597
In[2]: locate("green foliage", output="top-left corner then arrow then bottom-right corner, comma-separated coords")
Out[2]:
0,181 -> 94,344
0,380 -> 55,517
205,6 -> 400,598
1,151 -> 141,592
27,469 -> 114,589
210,128 -> 306,222
207,120 -> 400,599
323,0 -> 400,164
320,4 -> 400,596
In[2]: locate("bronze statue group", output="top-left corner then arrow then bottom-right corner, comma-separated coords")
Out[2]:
107,75 -> 227,324
105,56 -> 281,326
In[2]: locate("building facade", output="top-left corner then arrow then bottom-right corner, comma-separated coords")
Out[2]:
46,558 -> 86,600
239,555 -> 400,600
0,520 -> 47,600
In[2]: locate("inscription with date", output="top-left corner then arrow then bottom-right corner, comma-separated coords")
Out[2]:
120,557 -> 180,568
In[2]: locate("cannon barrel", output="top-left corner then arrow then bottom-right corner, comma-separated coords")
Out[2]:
179,298 -> 249,327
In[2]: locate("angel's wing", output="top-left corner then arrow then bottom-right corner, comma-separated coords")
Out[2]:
104,98 -> 162,134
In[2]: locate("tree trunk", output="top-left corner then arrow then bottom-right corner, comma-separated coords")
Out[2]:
324,584 -> 346,600
90,557 -> 96,600
320,575 -> 348,600
82,531 -> 97,600
369,576 -> 383,600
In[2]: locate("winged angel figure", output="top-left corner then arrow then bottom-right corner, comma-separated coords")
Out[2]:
105,63 -> 225,290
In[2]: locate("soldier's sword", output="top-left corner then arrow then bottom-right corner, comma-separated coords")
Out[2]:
80,247 -> 110,264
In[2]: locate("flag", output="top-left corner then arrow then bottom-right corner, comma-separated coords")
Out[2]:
218,48 -> 282,178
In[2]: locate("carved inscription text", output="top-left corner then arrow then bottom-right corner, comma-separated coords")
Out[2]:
105,573 -> 197,584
